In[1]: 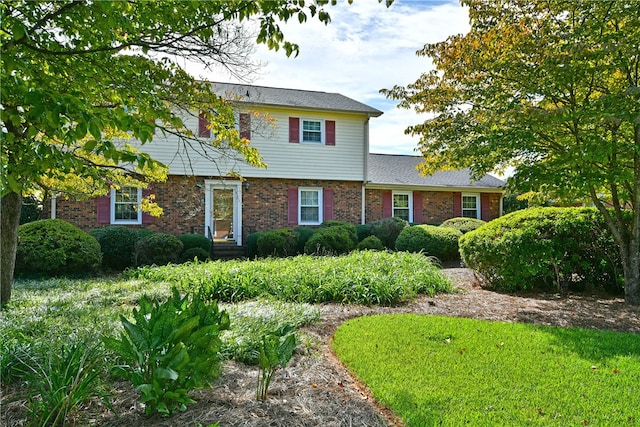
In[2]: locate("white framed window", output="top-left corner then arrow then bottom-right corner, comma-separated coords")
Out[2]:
462,194 -> 480,219
299,187 -> 323,225
111,186 -> 142,224
301,119 -> 323,144
393,191 -> 412,222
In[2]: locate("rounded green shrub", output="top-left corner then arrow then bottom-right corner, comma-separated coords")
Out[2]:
357,235 -> 384,251
90,226 -> 138,270
256,229 -> 297,257
134,233 -> 183,266
459,207 -> 623,293
293,227 -> 315,254
395,224 -> 462,261
319,220 -> 358,245
370,217 -> 408,249
246,232 -> 261,258
356,224 -> 373,242
440,217 -> 486,234
180,247 -> 211,263
304,226 -> 357,255
16,219 -> 102,276
179,234 -> 211,253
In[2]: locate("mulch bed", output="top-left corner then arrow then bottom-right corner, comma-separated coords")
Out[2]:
3,268 -> 639,426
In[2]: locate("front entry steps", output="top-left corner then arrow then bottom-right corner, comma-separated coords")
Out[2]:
211,241 -> 245,260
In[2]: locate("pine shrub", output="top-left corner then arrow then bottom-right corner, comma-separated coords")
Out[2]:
440,217 -> 486,234
395,224 -> 462,261
134,233 -> 183,266
90,226 -> 138,270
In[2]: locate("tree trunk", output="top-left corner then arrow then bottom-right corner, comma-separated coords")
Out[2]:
1,191 -> 22,308
621,232 -> 640,306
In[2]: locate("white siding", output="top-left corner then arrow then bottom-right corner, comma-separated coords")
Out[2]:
136,107 -> 369,181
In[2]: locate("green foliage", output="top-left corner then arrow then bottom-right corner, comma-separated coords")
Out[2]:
256,229 -> 297,257
333,314 -> 640,426
134,233 -> 183,267
459,207 -> 623,293
14,341 -> 111,427
293,226 -> 315,254
440,217 -> 486,234
220,300 -> 319,364
19,195 -> 41,224
178,234 -> 211,253
245,232 -> 261,258
103,288 -> 230,416
304,225 -> 357,255
370,217 -> 408,249
356,223 -> 373,242
357,235 -> 384,251
127,251 -> 453,306
256,326 -> 297,401
395,225 -> 462,261
180,247 -> 211,263
16,219 -> 102,276
90,226 -> 138,271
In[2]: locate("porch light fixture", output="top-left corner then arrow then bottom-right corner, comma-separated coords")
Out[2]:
244,181 -> 250,192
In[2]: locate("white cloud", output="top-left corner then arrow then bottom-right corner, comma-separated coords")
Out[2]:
195,0 -> 470,155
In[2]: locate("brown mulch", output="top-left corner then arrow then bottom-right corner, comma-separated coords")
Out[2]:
2,268 -> 639,426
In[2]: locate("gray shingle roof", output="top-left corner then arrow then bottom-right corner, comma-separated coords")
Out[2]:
368,154 -> 505,189
209,82 -> 383,117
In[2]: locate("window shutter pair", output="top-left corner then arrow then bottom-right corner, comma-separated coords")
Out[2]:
96,188 -> 155,224
287,187 -> 334,225
382,191 -> 423,222
288,117 -> 336,145
199,111 -> 251,140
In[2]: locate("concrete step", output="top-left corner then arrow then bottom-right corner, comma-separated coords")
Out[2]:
211,242 -> 245,260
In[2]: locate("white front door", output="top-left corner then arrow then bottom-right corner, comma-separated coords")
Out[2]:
204,180 -> 242,245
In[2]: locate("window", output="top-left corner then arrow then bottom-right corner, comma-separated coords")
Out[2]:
111,186 -> 142,224
299,188 -> 322,225
462,194 -> 480,219
302,120 -> 322,143
393,192 -> 412,222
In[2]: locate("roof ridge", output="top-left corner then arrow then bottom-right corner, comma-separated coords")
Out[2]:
206,81 -> 340,96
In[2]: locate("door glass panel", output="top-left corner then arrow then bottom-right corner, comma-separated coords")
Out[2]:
213,189 -> 234,239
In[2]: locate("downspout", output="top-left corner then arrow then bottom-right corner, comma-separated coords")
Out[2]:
499,194 -> 504,217
50,194 -> 57,219
362,116 -> 370,225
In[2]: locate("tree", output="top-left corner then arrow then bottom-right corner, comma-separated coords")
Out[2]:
0,0 -> 359,307
382,0 -> 640,304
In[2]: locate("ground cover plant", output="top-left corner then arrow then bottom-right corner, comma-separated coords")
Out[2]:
127,251 -> 453,305
333,314 -> 640,426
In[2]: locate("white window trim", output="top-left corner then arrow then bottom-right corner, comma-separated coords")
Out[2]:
111,187 -> 142,225
299,187 -> 323,225
462,193 -> 480,219
300,118 -> 325,144
392,191 -> 413,223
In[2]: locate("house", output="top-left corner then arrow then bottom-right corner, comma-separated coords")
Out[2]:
46,82 -> 504,250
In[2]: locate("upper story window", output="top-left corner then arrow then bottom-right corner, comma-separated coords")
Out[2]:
302,120 -> 323,143
299,187 -> 323,225
462,194 -> 480,219
393,192 -> 412,222
111,186 -> 142,224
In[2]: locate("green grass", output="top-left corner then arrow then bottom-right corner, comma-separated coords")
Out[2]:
333,314 -> 640,426
126,251 -> 453,305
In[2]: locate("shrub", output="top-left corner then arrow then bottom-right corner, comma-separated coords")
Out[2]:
440,217 -> 486,234
356,224 -> 373,242
103,288 -> 230,416
460,207 -> 624,293
293,227 -> 315,254
16,219 -> 102,276
134,233 -> 183,266
319,220 -> 358,245
370,217 -> 408,249
180,247 -> 211,263
357,235 -> 384,251
395,224 -> 462,261
304,226 -> 357,255
178,233 -> 211,253
256,229 -> 297,257
246,232 -> 261,258
90,226 -> 138,270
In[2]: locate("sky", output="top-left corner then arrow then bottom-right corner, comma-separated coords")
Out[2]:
190,0 -> 471,156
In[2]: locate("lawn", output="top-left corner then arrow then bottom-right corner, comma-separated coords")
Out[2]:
332,314 -> 640,426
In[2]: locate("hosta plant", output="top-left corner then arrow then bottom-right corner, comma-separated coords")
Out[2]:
103,288 -> 230,416
256,326 -> 297,401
